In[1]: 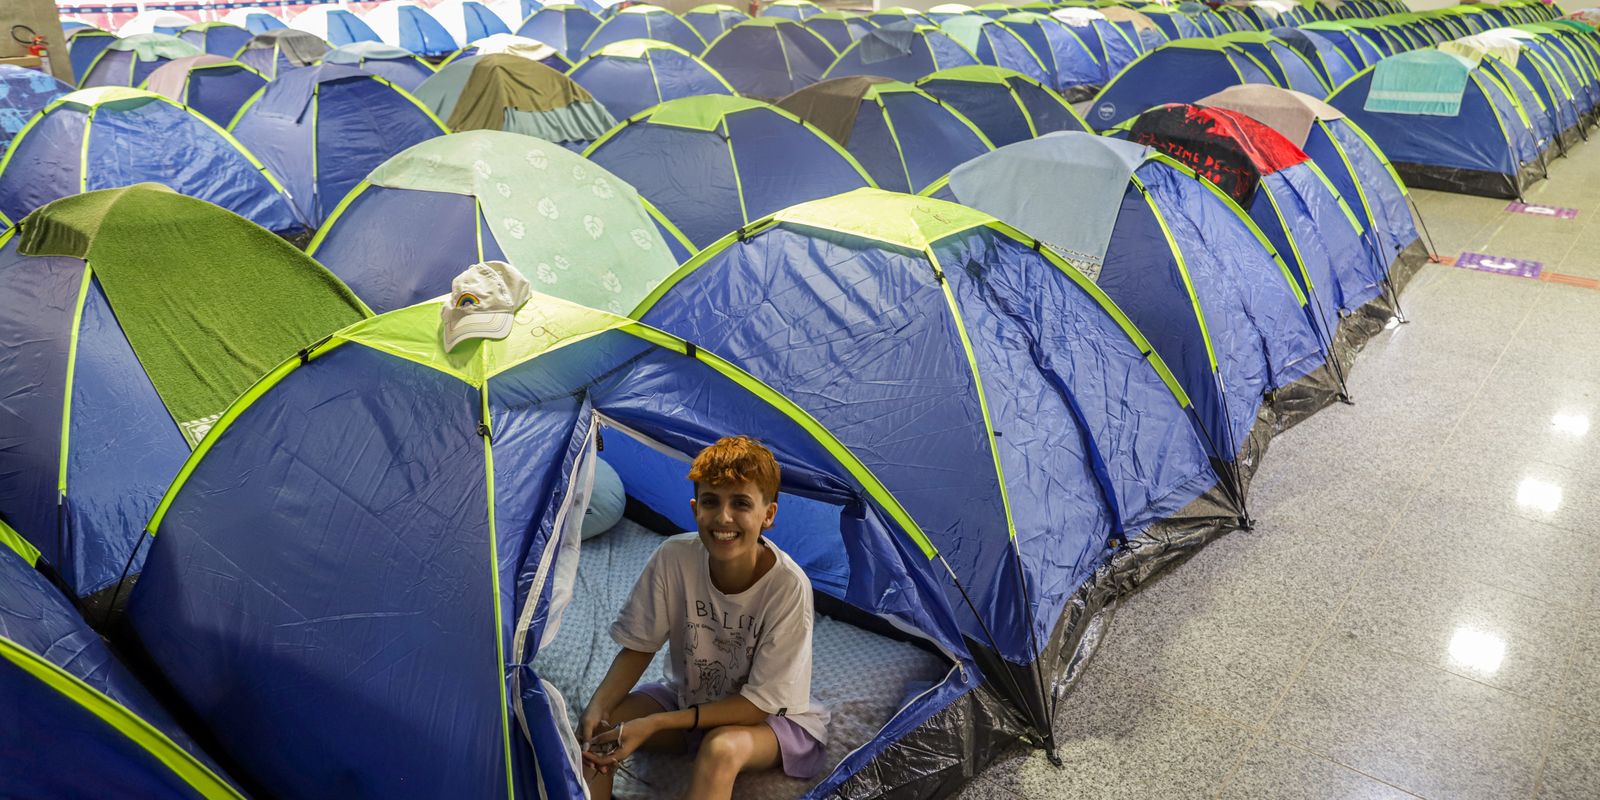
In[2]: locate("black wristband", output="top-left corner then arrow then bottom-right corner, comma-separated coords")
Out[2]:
691,703 -> 700,731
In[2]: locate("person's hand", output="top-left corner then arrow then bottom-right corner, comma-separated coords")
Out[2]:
584,715 -> 656,772
579,703 -> 607,750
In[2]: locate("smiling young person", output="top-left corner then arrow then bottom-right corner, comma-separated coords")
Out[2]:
580,436 -> 829,800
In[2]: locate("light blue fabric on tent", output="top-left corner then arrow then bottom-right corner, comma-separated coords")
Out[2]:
1088,41 -> 1277,129
0,64 -> 69,157
80,34 -> 203,88
939,16 -> 1052,86
569,42 -> 731,120
802,13 -> 876,52
683,5 -> 750,43
997,13 -> 1108,96
304,8 -> 384,46
126,296 -> 982,800
1365,48 -> 1475,115
324,41 -> 437,91
579,6 -> 706,56
916,66 -> 1090,147
703,19 -> 839,99
233,12 -> 287,35
0,90 -> 302,233
515,4 -> 603,58
764,1 -> 824,21
584,96 -> 874,248
635,187 -> 1221,684
824,24 -> 980,82
377,4 -> 458,56
229,65 -> 445,226
933,132 -> 1328,467
0,546 -> 244,800
178,23 -> 253,57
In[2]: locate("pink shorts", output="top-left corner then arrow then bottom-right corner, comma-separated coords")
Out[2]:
634,682 -> 827,779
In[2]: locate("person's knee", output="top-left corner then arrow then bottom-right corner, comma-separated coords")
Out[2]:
696,727 -> 751,773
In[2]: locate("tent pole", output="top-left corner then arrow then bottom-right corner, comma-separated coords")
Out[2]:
1407,194 -> 1442,262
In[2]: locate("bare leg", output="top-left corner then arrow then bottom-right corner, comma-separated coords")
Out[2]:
684,723 -> 782,800
583,692 -> 689,800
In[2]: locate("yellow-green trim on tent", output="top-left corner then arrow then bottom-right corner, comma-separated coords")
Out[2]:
0,516 -> 41,566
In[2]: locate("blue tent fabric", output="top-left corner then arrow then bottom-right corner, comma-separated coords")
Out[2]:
234,30 -> 332,79
802,13 -> 876,52
0,65 -> 69,157
916,67 -> 1089,147
997,14 -> 1104,96
378,5 -> 459,56
0,91 -> 302,234
636,190 -> 1220,663
703,20 -> 838,99
764,1 -> 824,21
777,79 -> 991,193
569,43 -> 731,120
584,97 -> 874,248
229,65 -> 445,225
171,62 -> 266,127
68,30 -> 120,83
324,42 -> 437,90
579,7 -> 706,56
684,5 -> 750,43
126,300 -> 979,799
1052,15 -> 1142,80
1089,42 -> 1277,129
1273,27 -> 1358,88
1305,117 -> 1419,272
1226,36 -> 1330,95
515,4 -> 603,58
179,23 -> 253,56
824,25 -> 980,82
81,36 -> 203,88
941,17 -> 1051,85
0,547 -> 242,800
233,12 -> 287,35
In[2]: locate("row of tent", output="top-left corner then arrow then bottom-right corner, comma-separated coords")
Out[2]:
1,72 -> 1436,799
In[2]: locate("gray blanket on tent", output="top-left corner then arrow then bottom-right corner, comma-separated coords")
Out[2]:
533,519 -> 949,799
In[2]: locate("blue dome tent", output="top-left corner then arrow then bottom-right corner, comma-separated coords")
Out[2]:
515,3 -> 603,58
579,5 -> 706,56
584,95 -> 874,248
0,88 -> 302,234
288,6 -> 383,47
1141,6 -> 1208,39
234,29 -> 331,79
0,64 -> 69,158
823,24 -> 980,82
776,76 -> 993,193
763,0 -> 825,21
938,15 -> 1052,86
1326,49 -> 1545,198
66,29 -> 119,83
802,10 -> 876,52
703,18 -> 838,99
683,3 -> 749,42
1087,39 -> 1277,129
365,1 -> 460,56
125,290 -> 1000,800
177,21 -> 253,57
323,41 -> 437,91
1048,8 -> 1144,80
432,0 -> 515,46
1271,26 -> 1361,89
916,65 -> 1090,147
866,7 -> 935,28
1201,83 -> 1425,296
80,33 -> 202,88
996,12 -> 1107,99
309,131 -> 690,314
229,65 -> 447,226
568,40 -> 733,120
1299,20 -> 1386,67
412,54 -> 615,148
0,542 -> 244,800
221,8 -> 287,35
140,55 -> 267,126
0,185 -> 369,603
1219,30 -> 1331,95
633,188 -> 1233,748
924,132 -> 1336,495
1119,103 -> 1389,379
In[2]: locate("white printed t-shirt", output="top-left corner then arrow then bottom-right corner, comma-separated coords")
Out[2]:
609,533 -> 830,744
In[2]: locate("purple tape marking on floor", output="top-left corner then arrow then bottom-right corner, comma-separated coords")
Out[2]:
1456,251 -> 1543,279
1505,202 -> 1578,219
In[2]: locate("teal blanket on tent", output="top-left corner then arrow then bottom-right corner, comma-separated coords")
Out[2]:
1365,49 -> 1477,117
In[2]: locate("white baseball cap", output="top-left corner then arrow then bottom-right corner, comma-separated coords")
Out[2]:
441,260 -> 532,351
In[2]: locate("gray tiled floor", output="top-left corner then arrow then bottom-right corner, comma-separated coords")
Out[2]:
956,145 -> 1600,799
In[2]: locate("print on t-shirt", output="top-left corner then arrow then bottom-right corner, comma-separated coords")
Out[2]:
687,600 -> 759,701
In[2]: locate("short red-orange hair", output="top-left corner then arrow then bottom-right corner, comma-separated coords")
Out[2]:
688,436 -> 780,503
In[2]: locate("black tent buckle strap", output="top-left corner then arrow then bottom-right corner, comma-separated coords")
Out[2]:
476,421 -> 493,443
684,341 -> 698,359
